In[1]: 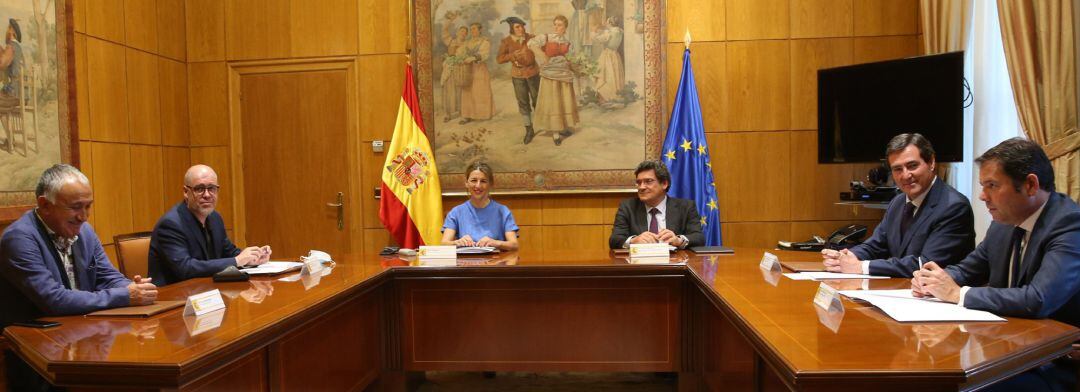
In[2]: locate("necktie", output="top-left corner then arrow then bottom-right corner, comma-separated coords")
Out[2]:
648,208 -> 660,234
50,234 -> 79,290
1008,227 -> 1026,288
900,202 -> 917,238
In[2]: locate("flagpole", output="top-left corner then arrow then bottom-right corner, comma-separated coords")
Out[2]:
406,0 -> 414,67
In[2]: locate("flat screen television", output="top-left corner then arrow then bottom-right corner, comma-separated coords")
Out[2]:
818,51 -> 964,163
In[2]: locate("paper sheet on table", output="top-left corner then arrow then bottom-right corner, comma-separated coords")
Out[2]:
240,261 -> 303,275
839,289 -> 1006,322
782,272 -> 889,281
456,246 -> 499,255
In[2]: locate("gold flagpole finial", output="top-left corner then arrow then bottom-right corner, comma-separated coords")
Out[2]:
684,29 -> 691,50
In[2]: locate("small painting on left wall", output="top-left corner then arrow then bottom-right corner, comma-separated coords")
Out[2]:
0,0 -> 76,222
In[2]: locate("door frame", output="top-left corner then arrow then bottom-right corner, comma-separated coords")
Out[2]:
227,57 -> 364,256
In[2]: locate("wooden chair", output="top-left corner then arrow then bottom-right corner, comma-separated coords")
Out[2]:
0,56 -> 37,155
113,232 -> 153,279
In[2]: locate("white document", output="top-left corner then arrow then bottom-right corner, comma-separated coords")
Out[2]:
783,272 -> 888,281
240,261 -> 303,275
840,289 -> 936,301
839,289 -> 1006,322
456,246 -> 498,255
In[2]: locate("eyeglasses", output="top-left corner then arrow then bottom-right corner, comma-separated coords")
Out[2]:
185,185 -> 221,195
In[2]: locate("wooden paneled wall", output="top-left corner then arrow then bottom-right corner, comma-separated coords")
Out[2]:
57,0 -> 919,260
70,0 -> 189,266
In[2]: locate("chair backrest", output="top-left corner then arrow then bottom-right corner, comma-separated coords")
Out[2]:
113,232 -> 153,279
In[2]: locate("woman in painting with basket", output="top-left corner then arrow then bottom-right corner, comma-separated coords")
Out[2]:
529,15 -> 580,146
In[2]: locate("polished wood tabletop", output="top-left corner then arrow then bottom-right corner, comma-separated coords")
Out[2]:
682,248 -> 1079,386
3,247 -> 1076,390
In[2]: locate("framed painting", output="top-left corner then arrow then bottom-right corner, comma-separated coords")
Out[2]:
412,0 -> 664,193
0,0 -> 76,222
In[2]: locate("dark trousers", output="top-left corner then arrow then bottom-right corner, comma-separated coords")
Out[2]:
512,75 -> 540,118
4,350 -> 55,392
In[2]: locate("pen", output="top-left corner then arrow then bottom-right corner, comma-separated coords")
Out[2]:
918,256 -> 925,270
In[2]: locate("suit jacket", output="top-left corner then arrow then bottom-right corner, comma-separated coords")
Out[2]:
850,179 -> 975,277
149,202 -> 242,286
947,192 -> 1080,327
0,211 -> 131,327
608,196 -> 705,249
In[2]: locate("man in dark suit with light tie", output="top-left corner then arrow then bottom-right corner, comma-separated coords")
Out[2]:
823,133 -> 975,277
609,160 -> 704,249
915,138 -> 1080,391
0,164 -> 158,390
148,164 -> 271,286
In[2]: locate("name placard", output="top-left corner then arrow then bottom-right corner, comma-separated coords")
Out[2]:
759,252 -> 781,272
630,243 -> 670,258
183,289 -> 225,316
418,245 -> 457,259
813,282 -> 844,312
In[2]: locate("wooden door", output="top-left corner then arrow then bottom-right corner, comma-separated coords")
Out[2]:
240,70 -> 350,259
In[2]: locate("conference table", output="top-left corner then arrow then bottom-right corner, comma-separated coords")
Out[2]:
3,248 -> 1077,391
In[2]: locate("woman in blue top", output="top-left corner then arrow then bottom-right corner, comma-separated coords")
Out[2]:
441,162 -> 520,251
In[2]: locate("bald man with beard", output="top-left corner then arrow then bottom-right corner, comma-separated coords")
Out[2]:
148,165 -> 271,286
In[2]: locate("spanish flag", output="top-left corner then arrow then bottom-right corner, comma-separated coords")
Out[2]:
379,65 -> 443,249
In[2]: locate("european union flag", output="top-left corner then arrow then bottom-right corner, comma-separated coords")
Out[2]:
662,48 -> 722,246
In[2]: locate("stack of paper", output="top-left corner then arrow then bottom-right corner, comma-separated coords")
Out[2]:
456,246 -> 498,255
783,272 -> 889,281
839,289 -> 1005,322
240,261 -> 303,275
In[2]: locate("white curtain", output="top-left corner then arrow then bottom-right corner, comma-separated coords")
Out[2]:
959,0 -> 1023,242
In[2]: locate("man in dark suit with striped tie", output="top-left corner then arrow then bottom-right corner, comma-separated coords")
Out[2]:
914,137 -> 1080,391
822,133 -> 976,277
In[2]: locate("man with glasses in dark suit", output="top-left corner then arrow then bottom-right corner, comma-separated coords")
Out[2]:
148,164 -> 271,285
609,160 -> 704,249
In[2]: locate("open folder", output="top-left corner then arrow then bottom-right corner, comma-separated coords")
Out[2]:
86,300 -> 185,317
779,261 -> 826,272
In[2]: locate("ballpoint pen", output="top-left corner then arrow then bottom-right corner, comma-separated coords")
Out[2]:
918,256 -> 925,270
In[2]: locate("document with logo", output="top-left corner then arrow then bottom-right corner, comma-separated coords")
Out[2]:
241,261 -> 303,275
839,289 -> 1006,322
